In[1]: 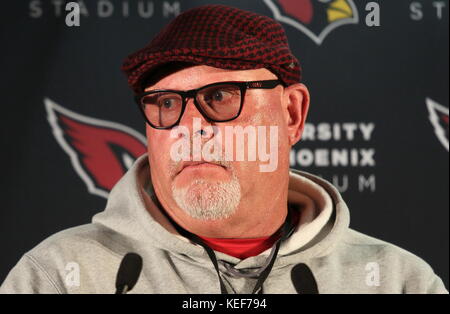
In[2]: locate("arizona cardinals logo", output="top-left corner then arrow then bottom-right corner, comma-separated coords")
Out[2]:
264,0 -> 359,45
426,98 -> 449,152
45,98 -> 147,198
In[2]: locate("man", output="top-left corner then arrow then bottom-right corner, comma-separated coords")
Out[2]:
1,4 -> 447,294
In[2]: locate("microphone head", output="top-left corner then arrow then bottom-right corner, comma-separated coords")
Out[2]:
291,263 -> 319,294
115,252 -> 143,293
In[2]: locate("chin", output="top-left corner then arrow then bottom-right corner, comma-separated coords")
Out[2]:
172,178 -> 241,221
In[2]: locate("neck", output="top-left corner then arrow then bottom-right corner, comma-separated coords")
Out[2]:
194,206 -> 298,259
167,190 -> 289,238
175,207 -> 287,239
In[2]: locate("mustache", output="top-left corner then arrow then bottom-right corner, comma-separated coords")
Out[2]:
169,157 -> 233,178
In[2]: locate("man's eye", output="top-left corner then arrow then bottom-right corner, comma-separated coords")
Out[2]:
160,98 -> 176,109
213,91 -> 224,101
205,90 -> 231,103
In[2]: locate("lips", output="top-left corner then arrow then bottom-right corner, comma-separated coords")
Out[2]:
178,161 -> 226,174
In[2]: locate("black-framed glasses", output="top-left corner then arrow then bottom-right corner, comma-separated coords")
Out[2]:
135,80 -> 282,129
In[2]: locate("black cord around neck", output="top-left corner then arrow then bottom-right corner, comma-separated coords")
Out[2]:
154,196 -> 296,294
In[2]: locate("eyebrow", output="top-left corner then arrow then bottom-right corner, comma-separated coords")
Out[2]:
144,81 -> 245,92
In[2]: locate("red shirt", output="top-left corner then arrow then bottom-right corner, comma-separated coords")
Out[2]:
197,210 -> 299,259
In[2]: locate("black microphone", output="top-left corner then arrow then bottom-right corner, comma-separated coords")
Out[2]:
115,252 -> 143,294
291,263 -> 319,294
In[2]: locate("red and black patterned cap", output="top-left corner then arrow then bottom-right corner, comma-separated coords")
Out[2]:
121,4 -> 301,94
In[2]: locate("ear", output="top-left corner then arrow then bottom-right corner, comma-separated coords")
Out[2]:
282,83 -> 310,146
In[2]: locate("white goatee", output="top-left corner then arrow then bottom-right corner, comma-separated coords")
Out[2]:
172,175 -> 241,221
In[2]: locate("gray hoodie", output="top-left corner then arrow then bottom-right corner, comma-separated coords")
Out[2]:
0,154 -> 447,294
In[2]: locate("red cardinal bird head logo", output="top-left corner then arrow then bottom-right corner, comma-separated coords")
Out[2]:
264,0 -> 359,45
45,98 -> 147,198
426,98 -> 449,152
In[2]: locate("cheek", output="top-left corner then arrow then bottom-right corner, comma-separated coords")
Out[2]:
240,93 -> 284,126
229,162 -> 257,196
243,96 -> 289,148
147,129 -> 174,179
147,127 -> 171,155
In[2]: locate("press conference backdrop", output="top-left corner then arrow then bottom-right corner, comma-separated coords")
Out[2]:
0,0 -> 448,288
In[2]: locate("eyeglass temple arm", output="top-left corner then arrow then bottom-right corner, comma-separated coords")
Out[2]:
246,80 -> 283,89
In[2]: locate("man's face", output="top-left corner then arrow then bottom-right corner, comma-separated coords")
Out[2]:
145,65 -> 308,234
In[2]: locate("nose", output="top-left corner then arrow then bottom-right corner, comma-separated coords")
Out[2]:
178,98 -> 215,140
